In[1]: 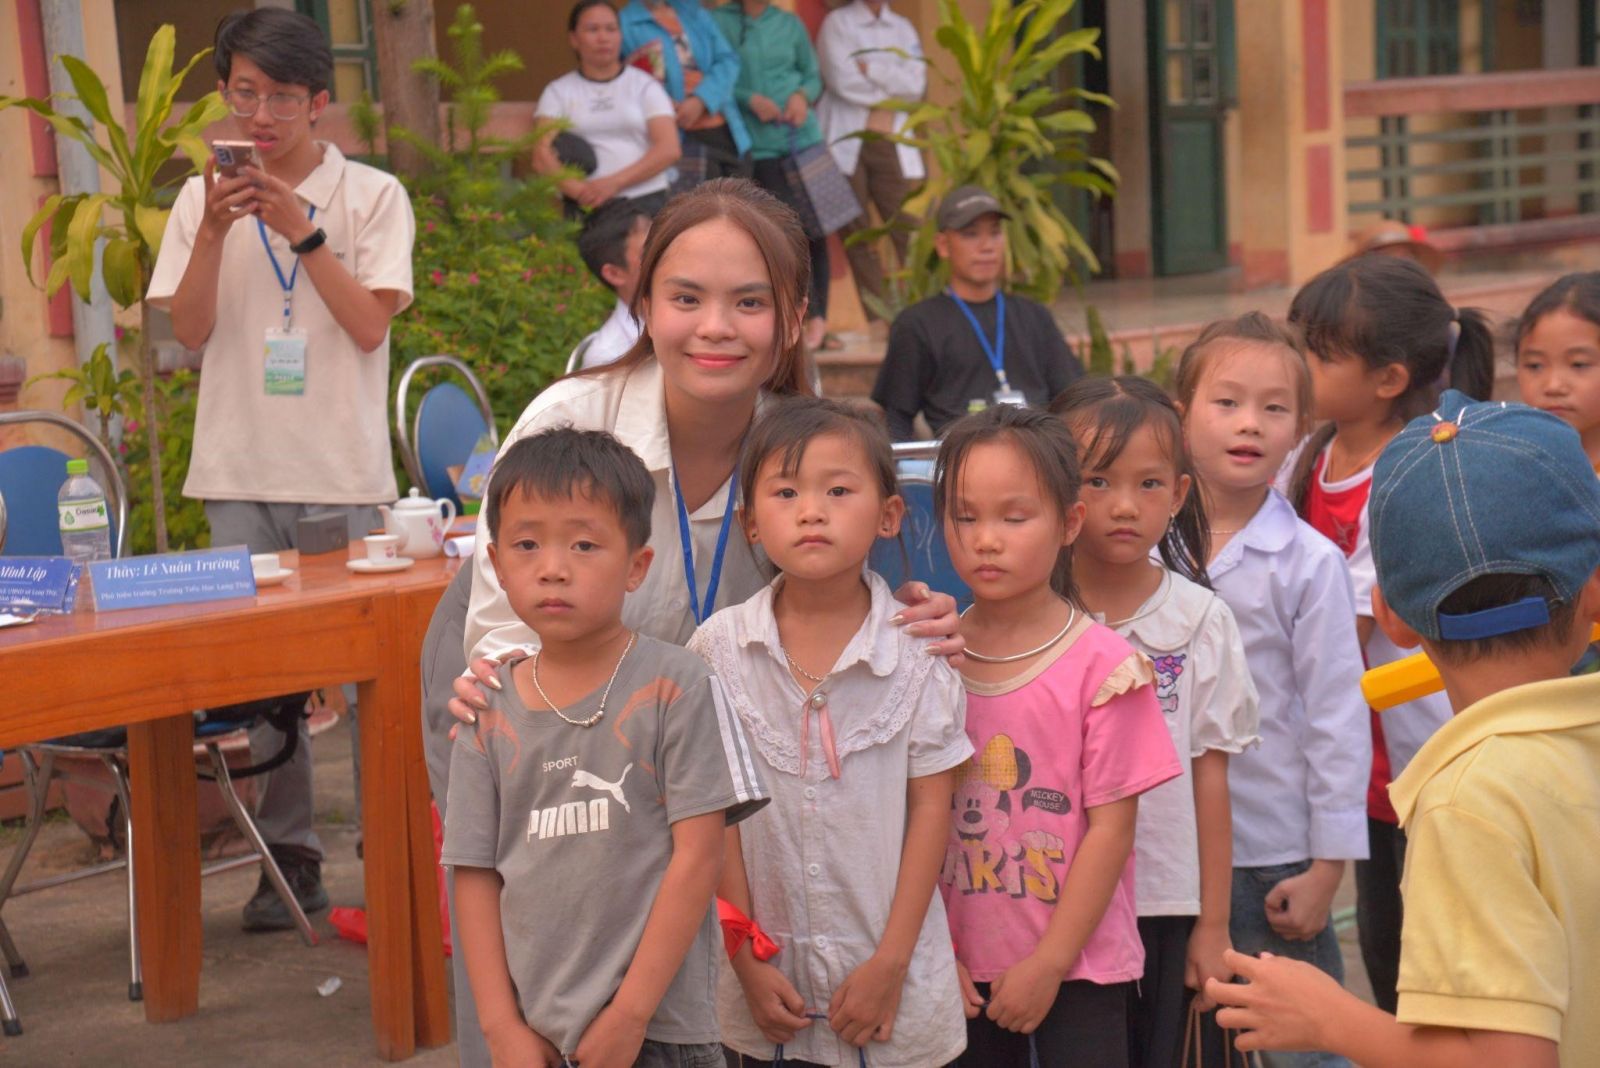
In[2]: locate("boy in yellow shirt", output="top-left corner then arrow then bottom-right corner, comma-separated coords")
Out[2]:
1207,390 -> 1600,1068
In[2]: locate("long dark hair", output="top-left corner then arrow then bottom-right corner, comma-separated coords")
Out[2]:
1286,255 -> 1494,513
1513,272 -> 1600,352
933,405 -> 1083,607
1050,376 -> 1210,587
573,178 -> 814,397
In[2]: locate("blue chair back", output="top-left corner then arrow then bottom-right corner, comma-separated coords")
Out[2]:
0,444 -> 123,557
0,446 -> 71,555
415,382 -> 489,510
869,478 -> 971,612
1,410 -> 128,559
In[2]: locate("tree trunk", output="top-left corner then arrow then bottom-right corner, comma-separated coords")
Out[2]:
139,302 -> 169,553
372,0 -> 441,180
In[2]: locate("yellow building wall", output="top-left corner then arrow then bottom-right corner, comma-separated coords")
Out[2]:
0,0 -> 127,423
1234,0 -> 1346,285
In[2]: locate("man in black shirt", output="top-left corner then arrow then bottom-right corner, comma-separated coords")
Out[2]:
871,185 -> 1084,440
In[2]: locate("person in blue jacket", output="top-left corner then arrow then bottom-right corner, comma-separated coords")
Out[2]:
620,0 -> 751,184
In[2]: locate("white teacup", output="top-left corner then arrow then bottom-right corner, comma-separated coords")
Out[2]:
363,534 -> 402,564
250,552 -> 281,578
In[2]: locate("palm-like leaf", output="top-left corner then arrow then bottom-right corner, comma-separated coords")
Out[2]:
855,0 -> 1117,308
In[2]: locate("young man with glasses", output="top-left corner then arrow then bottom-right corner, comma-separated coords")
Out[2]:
147,7 -> 415,932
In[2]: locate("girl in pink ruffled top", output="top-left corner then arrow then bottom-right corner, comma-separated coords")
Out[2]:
935,404 -> 1182,1068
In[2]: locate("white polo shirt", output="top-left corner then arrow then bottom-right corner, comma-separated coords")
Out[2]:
465,357 -> 770,663
148,143 -> 414,505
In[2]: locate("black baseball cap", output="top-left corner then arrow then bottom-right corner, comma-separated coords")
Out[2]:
936,185 -> 1010,231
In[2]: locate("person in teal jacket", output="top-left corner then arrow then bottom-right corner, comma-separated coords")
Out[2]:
710,0 -> 833,349
620,0 -> 751,183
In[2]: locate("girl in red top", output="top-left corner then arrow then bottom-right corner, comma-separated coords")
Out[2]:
1284,254 -> 1495,1015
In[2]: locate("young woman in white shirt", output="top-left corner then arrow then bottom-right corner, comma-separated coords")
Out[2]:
691,396 -> 971,1068
533,0 -> 682,213
449,178 -> 961,743
1052,377 -> 1260,1068
1175,314 -> 1371,1068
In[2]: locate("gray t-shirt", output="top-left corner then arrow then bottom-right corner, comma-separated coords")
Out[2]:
440,635 -> 767,1055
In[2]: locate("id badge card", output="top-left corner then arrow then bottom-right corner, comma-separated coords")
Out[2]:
264,328 -> 308,396
993,387 -> 1027,407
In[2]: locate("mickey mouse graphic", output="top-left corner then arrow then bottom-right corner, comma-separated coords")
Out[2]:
943,734 -> 1068,902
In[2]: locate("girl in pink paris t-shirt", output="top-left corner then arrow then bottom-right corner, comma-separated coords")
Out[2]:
933,405 -> 1181,1067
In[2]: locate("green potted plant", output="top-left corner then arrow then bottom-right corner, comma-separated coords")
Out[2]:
1,26 -> 229,552
857,0 -> 1118,312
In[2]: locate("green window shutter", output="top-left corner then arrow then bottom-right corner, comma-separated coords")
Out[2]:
1376,0 -> 1461,79
297,0 -> 379,102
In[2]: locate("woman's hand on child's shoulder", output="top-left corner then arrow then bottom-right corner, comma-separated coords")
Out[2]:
484,1018 -> 561,1068
986,952 -> 1065,1034
448,652 -> 527,731
891,582 -> 967,666
734,957 -> 812,1045
828,953 -> 907,1047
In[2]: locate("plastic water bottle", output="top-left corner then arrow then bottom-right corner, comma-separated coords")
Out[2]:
58,458 -> 112,610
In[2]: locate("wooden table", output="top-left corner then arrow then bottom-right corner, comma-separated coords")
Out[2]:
0,548 -> 455,1060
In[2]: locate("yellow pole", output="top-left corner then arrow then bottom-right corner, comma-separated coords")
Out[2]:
1362,622 -> 1600,710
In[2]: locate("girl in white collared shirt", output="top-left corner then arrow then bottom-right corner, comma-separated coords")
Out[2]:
689,397 -> 971,1068
1175,315 -> 1369,1068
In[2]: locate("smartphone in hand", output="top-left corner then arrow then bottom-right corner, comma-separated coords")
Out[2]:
212,140 -> 261,180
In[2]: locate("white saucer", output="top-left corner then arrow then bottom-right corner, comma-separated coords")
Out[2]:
253,568 -> 295,587
346,556 -> 416,574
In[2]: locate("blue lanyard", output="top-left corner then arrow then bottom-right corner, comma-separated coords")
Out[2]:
257,205 -> 316,330
948,289 -> 1008,392
673,464 -> 738,627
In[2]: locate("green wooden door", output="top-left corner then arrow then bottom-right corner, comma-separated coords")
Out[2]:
1148,0 -> 1233,275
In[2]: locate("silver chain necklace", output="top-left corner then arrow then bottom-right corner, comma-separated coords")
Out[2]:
784,650 -> 828,685
960,605 -> 1079,664
530,632 -> 638,728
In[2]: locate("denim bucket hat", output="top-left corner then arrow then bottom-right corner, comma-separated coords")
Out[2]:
1369,390 -> 1600,641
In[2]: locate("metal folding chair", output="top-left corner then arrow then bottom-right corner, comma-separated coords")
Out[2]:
394,355 -> 497,511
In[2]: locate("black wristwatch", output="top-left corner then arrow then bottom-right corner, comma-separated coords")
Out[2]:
289,227 -> 327,255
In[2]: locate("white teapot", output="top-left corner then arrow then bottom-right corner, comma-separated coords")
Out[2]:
379,487 -> 457,559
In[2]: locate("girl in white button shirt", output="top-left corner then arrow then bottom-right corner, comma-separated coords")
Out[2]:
1175,315 -> 1370,1068
1053,377 -> 1260,1068
690,397 -> 972,1068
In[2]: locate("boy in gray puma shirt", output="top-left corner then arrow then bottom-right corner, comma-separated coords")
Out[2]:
442,428 -> 767,1067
